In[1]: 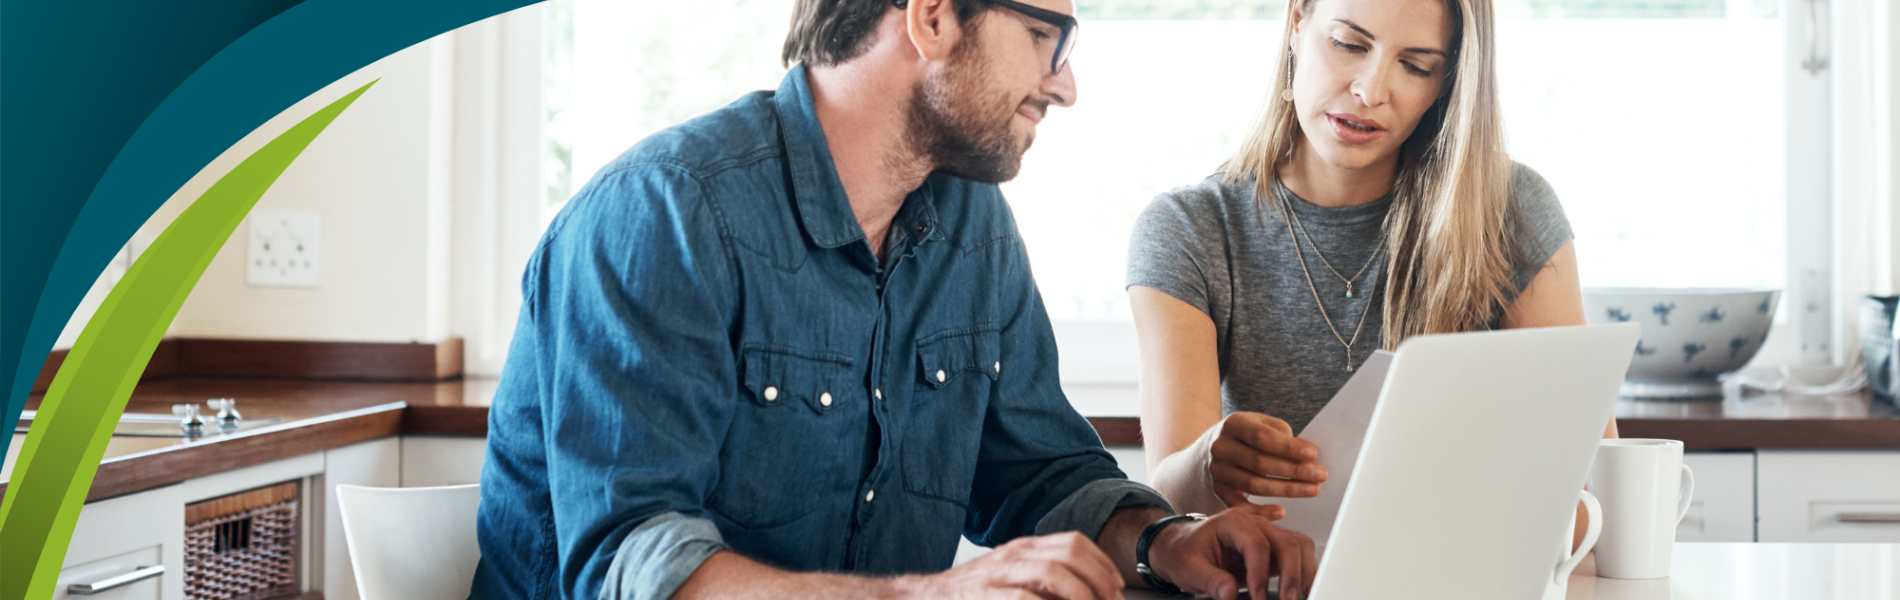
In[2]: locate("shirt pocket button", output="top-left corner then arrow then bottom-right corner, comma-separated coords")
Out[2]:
819,392 -> 833,407
763,386 -> 779,402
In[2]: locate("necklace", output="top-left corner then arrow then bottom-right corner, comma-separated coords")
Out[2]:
1273,180 -> 1386,372
1284,183 -> 1390,298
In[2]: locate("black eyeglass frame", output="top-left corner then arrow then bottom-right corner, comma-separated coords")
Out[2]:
892,0 -> 1079,74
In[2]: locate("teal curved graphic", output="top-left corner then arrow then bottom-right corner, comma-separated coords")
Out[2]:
0,83 -> 374,600
4,0 -> 540,465
1,0 -> 539,595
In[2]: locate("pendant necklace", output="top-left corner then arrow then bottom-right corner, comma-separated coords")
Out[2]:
1273,180 -> 1389,372
1285,183 -> 1390,298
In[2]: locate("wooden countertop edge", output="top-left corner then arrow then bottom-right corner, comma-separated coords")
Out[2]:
402,404 -> 490,436
0,403 -> 408,505
395,411 -> 1900,451
8,407 -> 1900,505
84,403 -> 407,502
1082,416 -> 1900,449
1617,418 -> 1900,451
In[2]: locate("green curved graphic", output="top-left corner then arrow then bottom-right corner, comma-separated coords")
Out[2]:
0,81 -> 374,600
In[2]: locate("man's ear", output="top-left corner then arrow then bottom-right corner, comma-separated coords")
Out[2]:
906,0 -> 965,63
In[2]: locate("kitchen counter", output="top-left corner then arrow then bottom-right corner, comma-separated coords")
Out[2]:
1076,385 -> 1898,449
0,376 -> 496,503
1120,543 -> 1900,599
4,378 -> 1895,504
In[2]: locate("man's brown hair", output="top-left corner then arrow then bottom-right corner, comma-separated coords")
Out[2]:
783,0 -> 987,68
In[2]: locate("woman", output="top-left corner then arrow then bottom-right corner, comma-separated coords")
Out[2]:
1125,0 -> 1611,544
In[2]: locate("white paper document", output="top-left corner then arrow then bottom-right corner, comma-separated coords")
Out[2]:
1249,350 -> 1393,551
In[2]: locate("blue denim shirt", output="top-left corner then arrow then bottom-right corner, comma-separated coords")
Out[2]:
470,66 -> 1169,600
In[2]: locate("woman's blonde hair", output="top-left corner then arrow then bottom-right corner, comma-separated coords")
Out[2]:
1220,0 -> 1528,350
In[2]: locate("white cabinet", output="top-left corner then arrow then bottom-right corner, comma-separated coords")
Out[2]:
57,486 -> 184,600
1758,450 -> 1900,543
400,435 -> 487,487
1107,446 -> 1148,486
57,437 -> 407,600
1677,452 -> 1756,542
319,437 -> 402,600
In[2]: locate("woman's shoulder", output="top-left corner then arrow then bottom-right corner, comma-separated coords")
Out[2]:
1140,173 -> 1256,227
1508,162 -> 1565,220
1504,162 -> 1575,284
1157,172 -> 1253,208
1129,174 -> 1253,280
1507,162 -> 1570,235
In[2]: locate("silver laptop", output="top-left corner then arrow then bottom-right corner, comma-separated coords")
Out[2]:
1307,323 -> 1638,599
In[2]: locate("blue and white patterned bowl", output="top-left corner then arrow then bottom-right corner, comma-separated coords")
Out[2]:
1581,288 -> 1781,399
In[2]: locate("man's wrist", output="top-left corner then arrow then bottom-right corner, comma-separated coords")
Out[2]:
1137,513 -> 1206,594
1101,505 -> 1175,587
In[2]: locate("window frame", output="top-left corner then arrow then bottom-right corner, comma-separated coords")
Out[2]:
493,0 -> 1860,386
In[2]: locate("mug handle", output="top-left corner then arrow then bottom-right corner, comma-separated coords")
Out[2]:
1554,490 -> 1603,585
1676,464 -> 1697,524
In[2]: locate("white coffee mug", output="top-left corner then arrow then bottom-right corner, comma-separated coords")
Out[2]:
1589,439 -> 1695,580
1543,490 -> 1603,600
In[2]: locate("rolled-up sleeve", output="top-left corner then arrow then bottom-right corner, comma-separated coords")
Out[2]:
532,165 -> 739,600
598,513 -> 728,600
1035,479 -> 1174,539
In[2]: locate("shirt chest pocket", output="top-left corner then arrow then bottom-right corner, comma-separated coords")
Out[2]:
740,344 -> 856,413
708,345 -> 857,530
902,326 -> 1000,505
913,325 -> 1003,391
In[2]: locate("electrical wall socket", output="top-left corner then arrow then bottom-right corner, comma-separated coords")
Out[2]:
247,209 -> 321,288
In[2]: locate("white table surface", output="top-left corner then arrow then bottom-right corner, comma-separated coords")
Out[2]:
1125,543 -> 1899,600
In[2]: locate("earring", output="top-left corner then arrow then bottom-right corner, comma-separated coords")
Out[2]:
1281,56 -> 1296,102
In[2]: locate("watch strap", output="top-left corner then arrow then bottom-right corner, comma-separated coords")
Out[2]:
1135,513 -> 1206,596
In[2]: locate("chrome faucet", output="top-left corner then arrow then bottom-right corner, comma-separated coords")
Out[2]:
172,404 -> 206,435
207,398 -> 242,428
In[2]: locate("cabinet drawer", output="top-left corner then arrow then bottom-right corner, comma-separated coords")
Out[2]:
1676,451 -> 1755,542
55,546 -> 163,600
1758,450 -> 1900,542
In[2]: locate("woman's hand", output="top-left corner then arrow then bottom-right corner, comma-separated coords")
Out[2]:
1204,412 -> 1328,507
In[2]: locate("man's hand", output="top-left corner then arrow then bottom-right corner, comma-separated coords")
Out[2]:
1207,413 -> 1328,507
1146,504 -> 1318,600
899,532 -> 1127,600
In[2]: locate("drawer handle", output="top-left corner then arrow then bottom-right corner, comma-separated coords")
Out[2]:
1838,513 -> 1900,523
68,565 -> 164,595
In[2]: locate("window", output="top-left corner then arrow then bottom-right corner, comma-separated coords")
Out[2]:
552,0 -> 794,206
546,0 -> 1831,382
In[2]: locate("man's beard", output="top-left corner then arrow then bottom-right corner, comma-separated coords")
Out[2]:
903,36 -> 1041,184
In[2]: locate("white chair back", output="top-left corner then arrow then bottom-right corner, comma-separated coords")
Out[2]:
336,484 -> 481,600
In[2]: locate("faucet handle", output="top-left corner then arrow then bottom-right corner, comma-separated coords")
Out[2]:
207,398 -> 241,424
172,404 -> 206,430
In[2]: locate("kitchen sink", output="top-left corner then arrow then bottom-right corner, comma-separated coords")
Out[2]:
14,407 -> 283,438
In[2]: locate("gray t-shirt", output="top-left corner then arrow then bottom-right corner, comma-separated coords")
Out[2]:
1126,163 -> 1572,433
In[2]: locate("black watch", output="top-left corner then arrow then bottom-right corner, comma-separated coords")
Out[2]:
1135,512 -> 1207,596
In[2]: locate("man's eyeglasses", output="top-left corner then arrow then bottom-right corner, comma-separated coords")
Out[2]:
893,0 -> 1079,75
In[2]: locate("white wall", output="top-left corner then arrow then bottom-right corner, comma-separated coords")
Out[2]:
52,7 -> 547,374
1832,0 -> 1900,362
54,35 -> 467,348
165,36 -> 457,343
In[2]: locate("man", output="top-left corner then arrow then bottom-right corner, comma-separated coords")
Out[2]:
470,0 -> 1318,599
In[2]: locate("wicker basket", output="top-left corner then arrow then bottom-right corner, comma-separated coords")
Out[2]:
185,481 -> 299,600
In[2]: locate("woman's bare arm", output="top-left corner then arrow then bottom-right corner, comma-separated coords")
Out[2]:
1131,286 -> 1325,514
1131,285 -> 1231,514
